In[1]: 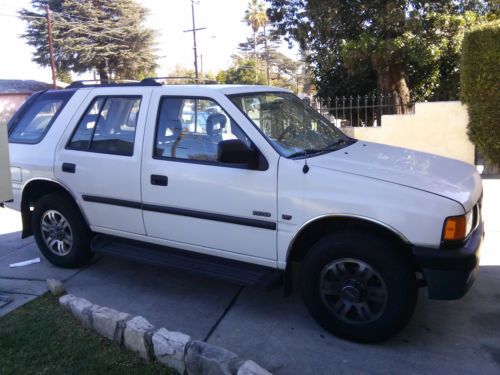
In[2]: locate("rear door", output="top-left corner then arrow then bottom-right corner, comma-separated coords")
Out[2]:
55,87 -> 151,235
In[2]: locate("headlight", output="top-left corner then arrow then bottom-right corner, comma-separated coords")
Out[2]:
442,211 -> 473,242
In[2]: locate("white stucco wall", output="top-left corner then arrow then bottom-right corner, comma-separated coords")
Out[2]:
343,101 -> 474,164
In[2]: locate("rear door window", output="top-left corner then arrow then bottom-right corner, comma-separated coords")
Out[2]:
67,96 -> 141,156
8,91 -> 73,144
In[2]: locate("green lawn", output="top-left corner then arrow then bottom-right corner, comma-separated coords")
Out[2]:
0,293 -> 174,375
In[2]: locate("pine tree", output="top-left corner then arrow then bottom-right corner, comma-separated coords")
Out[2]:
20,0 -> 157,82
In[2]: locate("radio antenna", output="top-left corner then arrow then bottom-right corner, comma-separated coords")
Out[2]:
302,99 -> 309,174
303,152 -> 309,173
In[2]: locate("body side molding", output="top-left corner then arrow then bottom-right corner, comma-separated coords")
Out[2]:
82,194 -> 277,230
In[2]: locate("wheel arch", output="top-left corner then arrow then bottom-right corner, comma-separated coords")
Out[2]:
283,215 -> 416,295
20,178 -> 88,238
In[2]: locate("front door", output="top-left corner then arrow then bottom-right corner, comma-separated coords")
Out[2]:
141,92 -> 278,260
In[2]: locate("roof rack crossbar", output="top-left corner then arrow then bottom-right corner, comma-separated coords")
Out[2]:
67,79 -> 161,89
141,76 -> 218,84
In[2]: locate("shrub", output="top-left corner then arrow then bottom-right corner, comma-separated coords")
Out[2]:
460,19 -> 500,165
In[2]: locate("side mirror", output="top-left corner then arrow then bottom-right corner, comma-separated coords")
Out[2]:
217,139 -> 258,168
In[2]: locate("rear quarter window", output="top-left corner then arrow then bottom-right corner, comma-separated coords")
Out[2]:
8,91 -> 74,144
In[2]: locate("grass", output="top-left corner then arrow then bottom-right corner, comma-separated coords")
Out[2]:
0,293 -> 174,375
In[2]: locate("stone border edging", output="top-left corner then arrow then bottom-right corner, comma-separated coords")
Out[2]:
58,293 -> 271,375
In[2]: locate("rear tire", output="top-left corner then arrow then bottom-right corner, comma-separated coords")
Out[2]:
32,193 -> 93,268
300,231 -> 417,343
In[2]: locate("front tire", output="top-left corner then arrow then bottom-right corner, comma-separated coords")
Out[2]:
300,231 -> 417,343
32,193 -> 93,268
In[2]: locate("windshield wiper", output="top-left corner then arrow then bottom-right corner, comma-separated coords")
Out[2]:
326,138 -> 348,149
287,149 -> 324,158
287,139 -> 353,159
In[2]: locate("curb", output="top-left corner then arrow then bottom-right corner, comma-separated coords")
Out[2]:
56,292 -> 271,375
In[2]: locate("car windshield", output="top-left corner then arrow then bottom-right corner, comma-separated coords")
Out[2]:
230,92 -> 354,158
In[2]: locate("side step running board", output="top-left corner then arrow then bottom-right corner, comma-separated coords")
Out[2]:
91,235 -> 283,290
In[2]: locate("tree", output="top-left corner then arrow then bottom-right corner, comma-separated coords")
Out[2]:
20,0 -> 157,82
168,64 -> 195,77
244,0 -> 269,62
267,50 -> 299,90
56,69 -> 72,84
460,19 -> 500,166
218,56 -> 267,85
238,29 -> 280,55
267,0 -> 495,105
236,27 -> 302,90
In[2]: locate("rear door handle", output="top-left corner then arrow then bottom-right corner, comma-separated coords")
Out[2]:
62,163 -> 76,174
151,174 -> 168,186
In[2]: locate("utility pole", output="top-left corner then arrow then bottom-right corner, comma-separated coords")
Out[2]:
200,54 -> 203,77
183,0 -> 206,81
46,5 -> 57,89
264,25 -> 270,86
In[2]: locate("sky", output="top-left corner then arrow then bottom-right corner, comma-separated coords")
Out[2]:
0,0 -> 297,82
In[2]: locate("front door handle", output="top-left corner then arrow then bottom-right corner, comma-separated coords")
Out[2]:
62,163 -> 76,173
151,174 -> 168,186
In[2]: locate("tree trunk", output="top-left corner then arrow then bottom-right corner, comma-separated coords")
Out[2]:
253,31 -> 258,83
253,32 -> 257,62
375,64 -> 410,115
98,66 -> 109,84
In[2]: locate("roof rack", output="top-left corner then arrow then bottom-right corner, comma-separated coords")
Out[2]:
66,76 -> 218,89
140,76 -> 218,85
67,79 -> 161,89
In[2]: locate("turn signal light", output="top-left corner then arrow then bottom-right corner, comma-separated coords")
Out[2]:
443,215 -> 466,241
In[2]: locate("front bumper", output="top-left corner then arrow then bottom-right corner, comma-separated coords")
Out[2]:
413,220 -> 484,300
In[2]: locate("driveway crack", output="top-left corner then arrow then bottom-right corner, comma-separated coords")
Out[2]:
0,276 -> 46,282
203,285 -> 244,342
0,290 -> 41,297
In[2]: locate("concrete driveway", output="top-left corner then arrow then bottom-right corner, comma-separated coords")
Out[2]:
1,179 -> 499,374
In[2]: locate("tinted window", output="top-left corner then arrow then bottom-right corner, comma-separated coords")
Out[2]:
155,97 -> 251,163
8,91 -> 72,144
68,96 -> 141,156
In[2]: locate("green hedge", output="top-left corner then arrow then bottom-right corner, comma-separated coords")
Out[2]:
460,19 -> 500,165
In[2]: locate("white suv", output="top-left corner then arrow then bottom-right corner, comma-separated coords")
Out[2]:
2,80 -> 484,342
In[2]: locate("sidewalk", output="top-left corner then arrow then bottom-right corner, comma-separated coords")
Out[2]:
1,179 -> 499,374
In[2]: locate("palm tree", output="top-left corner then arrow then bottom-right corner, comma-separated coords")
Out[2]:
244,0 -> 268,68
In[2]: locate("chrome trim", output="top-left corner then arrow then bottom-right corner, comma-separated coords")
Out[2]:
20,177 -> 90,226
472,204 -> 481,233
464,203 -> 481,240
285,214 -> 411,261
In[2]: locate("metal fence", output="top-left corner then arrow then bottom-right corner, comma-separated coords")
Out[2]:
308,93 -> 414,127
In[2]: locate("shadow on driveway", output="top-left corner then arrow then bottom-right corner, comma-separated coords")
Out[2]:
61,251 -> 500,375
